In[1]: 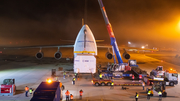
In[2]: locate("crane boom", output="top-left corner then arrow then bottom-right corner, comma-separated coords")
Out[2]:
98,0 -> 123,64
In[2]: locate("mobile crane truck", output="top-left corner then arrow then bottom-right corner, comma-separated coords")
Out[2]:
92,0 -> 147,86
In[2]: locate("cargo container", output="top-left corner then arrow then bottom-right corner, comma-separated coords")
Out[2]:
74,54 -> 96,73
30,82 -> 62,101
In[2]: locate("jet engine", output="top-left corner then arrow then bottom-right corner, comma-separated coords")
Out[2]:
123,52 -> 130,60
54,51 -> 62,60
106,52 -> 113,59
35,52 -> 43,59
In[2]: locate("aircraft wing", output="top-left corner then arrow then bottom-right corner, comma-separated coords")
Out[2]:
2,44 -> 158,51
2,44 -> 74,49
97,45 -> 158,52
123,47 -> 159,51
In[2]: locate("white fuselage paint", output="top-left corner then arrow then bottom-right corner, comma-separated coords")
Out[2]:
73,25 -> 97,73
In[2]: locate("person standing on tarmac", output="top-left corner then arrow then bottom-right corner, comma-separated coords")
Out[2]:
99,73 -> 102,79
142,82 -> 145,90
25,86 -> 29,97
75,73 -> 77,79
158,91 -> 162,101
29,88 -> 33,97
63,71 -> 66,79
72,77 -> 75,85
135,92 -> 139,101
65,90 -> 70,101
110,81 -> 114,89
147,89 -> 151,100
79,89 -> 83,99
70,94 -> 73,101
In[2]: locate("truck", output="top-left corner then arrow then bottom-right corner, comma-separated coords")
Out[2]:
30,81 -> 62,101
143,66 -> 178,86
144,67 -> 178,97
92,79 -> 142,86
0,79 -> 16,96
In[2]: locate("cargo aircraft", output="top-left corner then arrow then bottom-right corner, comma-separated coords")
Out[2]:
2,0 -> 158,65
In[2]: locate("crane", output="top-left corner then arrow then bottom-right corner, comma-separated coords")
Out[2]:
98,0 -> 129,65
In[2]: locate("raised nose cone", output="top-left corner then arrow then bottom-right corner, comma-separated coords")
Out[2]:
74,24 -> 97,57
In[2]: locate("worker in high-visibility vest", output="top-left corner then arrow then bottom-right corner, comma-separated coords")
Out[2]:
29,88 -> 33,97
147,89 -> 151,100
70,94 -> 73,101
110,81 -> 114,89
72,78 -> 75,85
65,90 -> 70,101
79,89 -> 83,100
99,73 -> 102,79
158,91 -> 162,101
135,92 -> 139,101
63,71 -> 66,79
75,73 -> 77,79
25,86 -> 29,97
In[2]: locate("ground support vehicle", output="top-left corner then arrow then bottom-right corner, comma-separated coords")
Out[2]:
30,81 -> 62,101
146,66 -> 178,86
143,74 -> 178,86
0,79 -> 16,96
143,67 -> 178,97
164,70 -> 178,86
92,79 -> 142,86
144,77 -> 167,97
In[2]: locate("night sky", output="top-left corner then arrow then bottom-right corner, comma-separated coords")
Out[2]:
0,0 -> 180,49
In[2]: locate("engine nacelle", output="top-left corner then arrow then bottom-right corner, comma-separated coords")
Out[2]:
54,51 -> 62,60
106,52 -> 113,59
123,52 -> 130,59
35,52 -> 43,59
